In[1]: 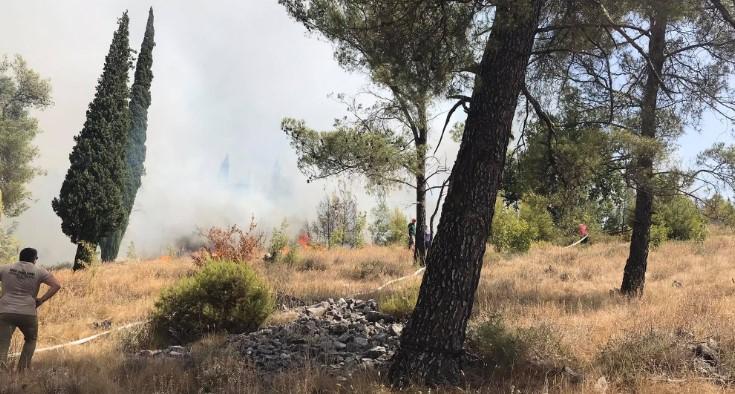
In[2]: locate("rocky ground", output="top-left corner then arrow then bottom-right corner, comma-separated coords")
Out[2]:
228,298 -> 403,376
130,297 -> 731,390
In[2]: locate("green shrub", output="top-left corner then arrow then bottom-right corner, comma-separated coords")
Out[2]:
471,315 -> 524,368
282,243 -> 299,267
151,260 -> 274,345
267,220 -> 289,262
387,208 -> 409,245
491,199 -> 536,253
649,224 -> 668,248
654,195 -> 707,242
378,283 -> 419,319
703,193 -> 735,228
369,201 -> 408,246
470,316 -> 574,371
596,330 -> 688,383
519,193 -> 557,242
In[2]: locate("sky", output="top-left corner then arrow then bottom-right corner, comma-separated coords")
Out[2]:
1,1 -> 733,264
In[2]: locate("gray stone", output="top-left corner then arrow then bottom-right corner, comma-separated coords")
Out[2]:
366,310 -> 395,323
389,323 -> 403,336
228,297 -> 403,375
372,333 -> 387,342
329,323 -> 349,335
307,306 -> 328,317
363,346 -> 386,359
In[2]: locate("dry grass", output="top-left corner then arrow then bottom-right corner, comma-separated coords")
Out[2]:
1,236 -> 735,392
257,245 -> 416,302
32,257 -> 194,348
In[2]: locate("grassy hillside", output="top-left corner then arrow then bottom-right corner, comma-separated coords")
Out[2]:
2,237 -> 735,393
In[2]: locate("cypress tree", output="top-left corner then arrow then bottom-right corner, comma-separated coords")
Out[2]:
100,8 -> 155,261
52,12 -> 131,270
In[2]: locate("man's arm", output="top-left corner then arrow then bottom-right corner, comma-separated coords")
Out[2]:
36,273 -> 61,307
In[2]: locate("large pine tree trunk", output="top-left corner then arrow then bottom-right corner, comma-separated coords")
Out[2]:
621,10 -> 668,297
388,1 -> 545,387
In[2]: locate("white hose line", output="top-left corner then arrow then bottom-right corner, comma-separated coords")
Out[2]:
373,267 -> 426,292
354,235 -> 587,298
349,266 -> 426,299
10,320 -> 148,357
11,235 -> 590,357
10,267 -> 429,356
564,235 -> 588,248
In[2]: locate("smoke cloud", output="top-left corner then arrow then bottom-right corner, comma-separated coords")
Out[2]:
0,1 -> 400,264
8,1 -> 728,266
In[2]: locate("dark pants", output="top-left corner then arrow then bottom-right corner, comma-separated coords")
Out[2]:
0,313 -> 38,370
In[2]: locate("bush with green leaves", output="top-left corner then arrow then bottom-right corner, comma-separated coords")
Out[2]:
491,199 -> 536,253
369,200 -> 409,246
519,193 -> 556,242
267,220 -> 290,262
151,260 -> 273,345
469,315 -> 574,371
649,224 -> 668,248
653,195 -> 707,242
702,193 -> 735,228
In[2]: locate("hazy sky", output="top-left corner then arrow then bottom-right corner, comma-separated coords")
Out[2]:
1,1 -> 732,264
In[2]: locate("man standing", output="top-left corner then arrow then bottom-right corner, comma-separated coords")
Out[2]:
578,223 -> 590,244
0,248 -> 62,370
424,226 -> 433,251
407,219 -> 417,250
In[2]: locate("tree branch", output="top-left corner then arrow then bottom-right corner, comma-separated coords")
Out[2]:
710,0 -> 735,30
434,96 -> 471,155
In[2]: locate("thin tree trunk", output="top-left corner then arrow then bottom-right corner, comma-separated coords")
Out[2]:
73,242 -> 96,271
621,10 -> 668,297
414,133 -> 427,266
388,1 -> 545,387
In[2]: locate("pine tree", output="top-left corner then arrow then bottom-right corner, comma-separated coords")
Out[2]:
388,0 -> 546,385
100,8 -> 155,261
279,1 -> 475,265
52,12 -> 131,270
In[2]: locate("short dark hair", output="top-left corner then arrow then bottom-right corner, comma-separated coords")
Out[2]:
19,248 -> 38,263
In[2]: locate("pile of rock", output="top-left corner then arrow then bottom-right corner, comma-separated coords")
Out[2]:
228,298 -> 403,373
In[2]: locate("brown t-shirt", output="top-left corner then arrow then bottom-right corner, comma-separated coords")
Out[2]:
0,261 -> 51,316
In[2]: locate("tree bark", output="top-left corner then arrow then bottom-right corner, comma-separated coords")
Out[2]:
73,242 -> 96,271
414,129 -> 427,266
388,1 -> 545,387
620,10 -> 668,297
